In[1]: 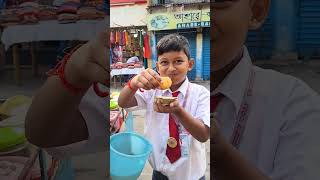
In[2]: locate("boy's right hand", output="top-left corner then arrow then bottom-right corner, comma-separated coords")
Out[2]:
64,31 -> 110,89
130,68 -> 162,90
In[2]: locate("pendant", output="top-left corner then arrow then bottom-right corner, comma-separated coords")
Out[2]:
167,137 -> 177,148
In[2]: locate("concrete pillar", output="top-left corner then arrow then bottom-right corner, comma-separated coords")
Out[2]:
195,28 -> 203,81
149,31 -> 157,69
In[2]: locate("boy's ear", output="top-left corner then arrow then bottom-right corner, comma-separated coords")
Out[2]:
188,59 -> 195,71
156,61 -> 160,72
249,0 -> 270,30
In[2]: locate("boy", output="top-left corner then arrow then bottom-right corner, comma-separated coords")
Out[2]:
212,0 -> 320,179
118,34 -> 210,180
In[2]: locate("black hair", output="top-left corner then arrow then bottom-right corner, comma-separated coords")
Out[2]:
157,34 -> 191,59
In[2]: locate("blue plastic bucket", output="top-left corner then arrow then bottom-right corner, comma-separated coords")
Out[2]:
110,132 -> 152,180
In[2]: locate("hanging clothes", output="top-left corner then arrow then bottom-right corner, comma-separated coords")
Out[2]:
122,31 -> 127,46
143,57 -> 148,69
116,31 -> 120,44
110,48 -> 113,64
115,31 -> 118,43
120,31 -> 125,46
127,33 -> 132,47
125,31 -> 129,46
143,33 -> 151,59
139,31 -> 143,48
119,31 -> 123,46
110,31 -> 115,44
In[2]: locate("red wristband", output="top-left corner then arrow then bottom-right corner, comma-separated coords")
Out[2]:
127,78 -> 138,92
48,45 -> 109,97
127,75 -> 144,92
93,82 -> 109,97
47,45 -> 87,95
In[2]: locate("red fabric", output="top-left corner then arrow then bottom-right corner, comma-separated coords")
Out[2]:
58,7 -> 78,14
93,82 -> 108,97
166,91 -> 181,163
119,31 -> 125,46
46,45 -> 86,95
116,31 -> 120,43
122,31 -> 126,46
110,31 -> 115,44
143,34 -> 151,59
211,94 -> 223,112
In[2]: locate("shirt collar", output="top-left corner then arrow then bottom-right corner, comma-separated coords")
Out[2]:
163,77 -> 189,97
213,46 -> 253,113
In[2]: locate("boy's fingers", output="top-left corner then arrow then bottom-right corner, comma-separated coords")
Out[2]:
95,48 -> 109,69
89,39 -> 109,69
142,73 -> 158,89
135,81 -> 145,89
164,105 -> 172,112
135,78 -> 150,90
153,102 -> 160,112
154,100 -> 161,112
147,68 -> 161,82
169,99 -> 177,107
155,100 -> 164,112
86,62 -> 109,86
85,31 -> 109,68
138,75 -> 153,90
93,30 -> 109,48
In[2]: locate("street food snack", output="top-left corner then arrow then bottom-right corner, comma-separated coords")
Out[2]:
159,77 -> 172,90
155,96 -> 177,106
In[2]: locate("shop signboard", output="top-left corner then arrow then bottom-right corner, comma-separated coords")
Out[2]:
147,8 -> 210,31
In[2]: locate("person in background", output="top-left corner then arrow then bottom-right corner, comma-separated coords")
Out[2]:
126,56 -> 139,64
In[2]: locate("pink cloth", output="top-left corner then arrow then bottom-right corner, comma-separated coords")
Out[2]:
0,156 -> 31,180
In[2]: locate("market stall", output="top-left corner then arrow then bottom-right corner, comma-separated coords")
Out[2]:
110,91 -> 133,134
0,0 -> 107,84
110,27 -> 150,86
0,95 -> 58,180
0,0 -> 109,179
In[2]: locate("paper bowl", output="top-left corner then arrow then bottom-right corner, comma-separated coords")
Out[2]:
155,96 -> 177,106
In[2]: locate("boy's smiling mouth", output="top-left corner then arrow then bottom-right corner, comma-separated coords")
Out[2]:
168,73 -> 179,78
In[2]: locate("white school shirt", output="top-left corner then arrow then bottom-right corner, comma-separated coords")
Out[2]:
213,47 -> 320,179
45,86 -> 109,159
127,77 -> 210,180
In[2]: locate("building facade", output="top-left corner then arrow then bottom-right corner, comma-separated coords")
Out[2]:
147,0 -> 210,81
247,0 -> 320,60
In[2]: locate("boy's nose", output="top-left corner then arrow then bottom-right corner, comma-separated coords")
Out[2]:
167,63 -> 176,72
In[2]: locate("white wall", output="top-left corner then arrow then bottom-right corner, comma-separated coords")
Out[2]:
110,4 -> 148,27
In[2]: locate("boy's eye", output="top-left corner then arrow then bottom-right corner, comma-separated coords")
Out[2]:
160,61 -> 168,65
176,60 -> 184,64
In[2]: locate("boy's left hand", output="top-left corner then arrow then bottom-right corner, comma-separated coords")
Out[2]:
153,99 -> 182,114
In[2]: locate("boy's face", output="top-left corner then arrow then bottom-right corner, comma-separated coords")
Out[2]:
156,51 -> 194,86
211,0 -> 270,71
